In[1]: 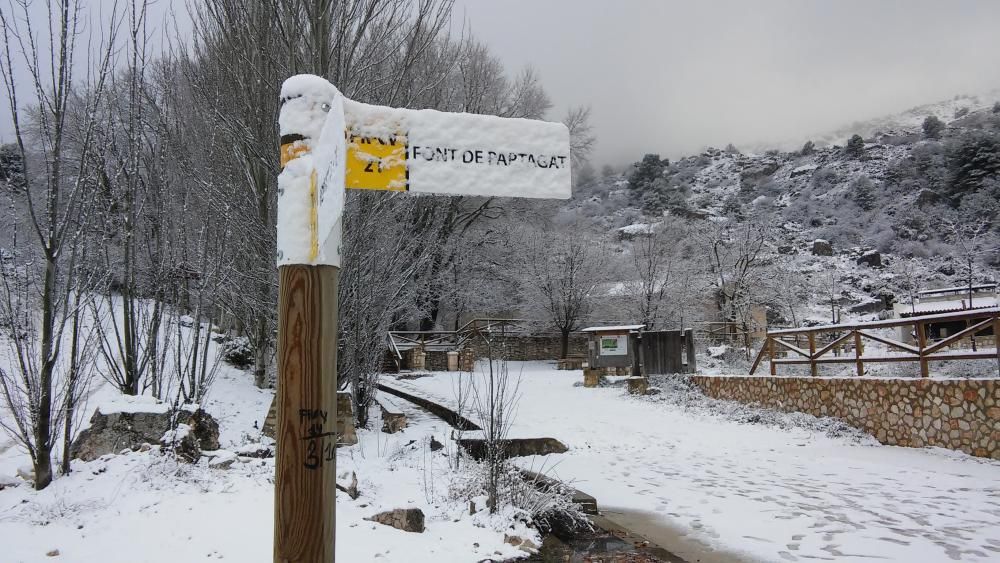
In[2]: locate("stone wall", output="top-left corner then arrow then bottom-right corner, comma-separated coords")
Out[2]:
464,333 -> 588,361
425,350 -> 449,371
690,375 -> 1000,460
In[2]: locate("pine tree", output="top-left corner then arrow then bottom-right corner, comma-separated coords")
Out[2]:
922,116 -> 944,139
801,140 -> 815,156
845,134 -> 865,158
628,154 -> 667,193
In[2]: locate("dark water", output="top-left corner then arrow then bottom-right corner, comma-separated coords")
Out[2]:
524,518 -> 685,563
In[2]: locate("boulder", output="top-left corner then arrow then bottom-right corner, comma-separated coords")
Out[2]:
811,239 -> 833,256
235,442 -> 274,459
207,450 -> 237,470
366,508 -> 425,533
160,424 -> 201,463
72,401 -> 220,463
180,408 -> 220,451
856,251 -> 882,268
505,535 -> 540,554
0,472 -> 20,490
777,245 -> 796,255
429,436 -> 444,452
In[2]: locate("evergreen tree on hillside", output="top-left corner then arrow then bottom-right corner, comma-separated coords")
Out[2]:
922,116 -> 944,139
993,102 -> 1000,114
947,130 -> 1000,196
845,134 -> 865,158
801,140 -> 815,156
628,153 -> 668,192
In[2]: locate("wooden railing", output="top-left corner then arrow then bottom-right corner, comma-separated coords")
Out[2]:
750,308 -> 1000,377
387,318 -> 526,354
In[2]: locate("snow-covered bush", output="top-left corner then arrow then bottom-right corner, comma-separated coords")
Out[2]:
221,337 -> 253,370
449,461 -> 590,536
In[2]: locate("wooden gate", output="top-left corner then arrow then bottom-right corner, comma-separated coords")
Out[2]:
642,329 -> 696,374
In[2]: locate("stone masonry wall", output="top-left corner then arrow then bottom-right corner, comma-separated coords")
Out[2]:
690,375 -> 1000,460
464,334 -> 588,362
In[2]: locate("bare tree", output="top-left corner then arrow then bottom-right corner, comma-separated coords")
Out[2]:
338,192 -> 442,427
521,227 -> 610,358
621,222 -> 686,329
699,220 -> 772,360
563,105 -> 595,168
469,333 -> 520,513
0,0 -> 116,489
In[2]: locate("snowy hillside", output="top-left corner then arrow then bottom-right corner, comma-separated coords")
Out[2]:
570,92 -> 1000,334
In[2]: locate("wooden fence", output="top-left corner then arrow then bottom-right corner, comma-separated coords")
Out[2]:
750,308 -> 1000,377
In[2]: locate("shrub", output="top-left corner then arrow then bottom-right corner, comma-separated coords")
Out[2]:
221,337 -> 253,370
851,176 -> 876,211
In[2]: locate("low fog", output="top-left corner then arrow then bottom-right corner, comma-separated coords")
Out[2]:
456,0 -> 1000,165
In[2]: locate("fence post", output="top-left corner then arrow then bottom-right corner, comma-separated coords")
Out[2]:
853,330 -> 864,377
768,336 -> 777,376
994,316 -> 1000,377
807,332 -> 817,377
915,320 -> 929,378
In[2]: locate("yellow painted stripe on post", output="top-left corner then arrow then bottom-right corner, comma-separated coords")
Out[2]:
280,142 -> 309,168
309,169 -> 319,262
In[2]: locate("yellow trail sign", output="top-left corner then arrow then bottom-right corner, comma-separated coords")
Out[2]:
345,134 -> 408,191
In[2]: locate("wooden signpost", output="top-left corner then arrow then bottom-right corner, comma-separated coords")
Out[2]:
274,74 -> 571,562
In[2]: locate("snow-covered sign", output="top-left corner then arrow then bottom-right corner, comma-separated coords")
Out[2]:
277,74 -> 571,267
343,100 -> 571,197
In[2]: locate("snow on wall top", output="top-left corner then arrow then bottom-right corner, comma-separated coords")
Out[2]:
581,325 -> 645,332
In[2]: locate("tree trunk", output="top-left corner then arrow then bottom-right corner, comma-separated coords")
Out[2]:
35,258 -> 57,490
560,329 -> 570,359
61,304 -> 82,475
253,315 -> 269,388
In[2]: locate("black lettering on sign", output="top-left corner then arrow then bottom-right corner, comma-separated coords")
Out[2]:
403,145 -> 569,170
299,408 -> 335,470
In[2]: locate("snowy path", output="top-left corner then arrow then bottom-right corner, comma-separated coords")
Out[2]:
389,363 -> 1000,563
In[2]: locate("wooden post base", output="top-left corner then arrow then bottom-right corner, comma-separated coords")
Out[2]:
275,265 -> 339,563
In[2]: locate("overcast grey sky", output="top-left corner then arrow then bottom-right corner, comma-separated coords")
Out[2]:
3,1 -> 999,167
454,0 -> 1000,165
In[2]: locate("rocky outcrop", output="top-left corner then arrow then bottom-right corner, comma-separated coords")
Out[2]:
72,403 -> 220,462
856,250 -> 882,268
458,437 -> 569,460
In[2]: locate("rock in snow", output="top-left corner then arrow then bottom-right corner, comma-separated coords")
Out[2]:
811,239 -> 833,256
72,403 -> 220,462
365,508 -> 425,533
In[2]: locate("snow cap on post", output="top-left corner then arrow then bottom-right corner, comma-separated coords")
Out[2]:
277,74 -> 346,267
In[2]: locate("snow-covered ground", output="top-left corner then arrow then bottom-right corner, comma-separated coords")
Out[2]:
0,363 -> 530,562
388,362 -> 1000,563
